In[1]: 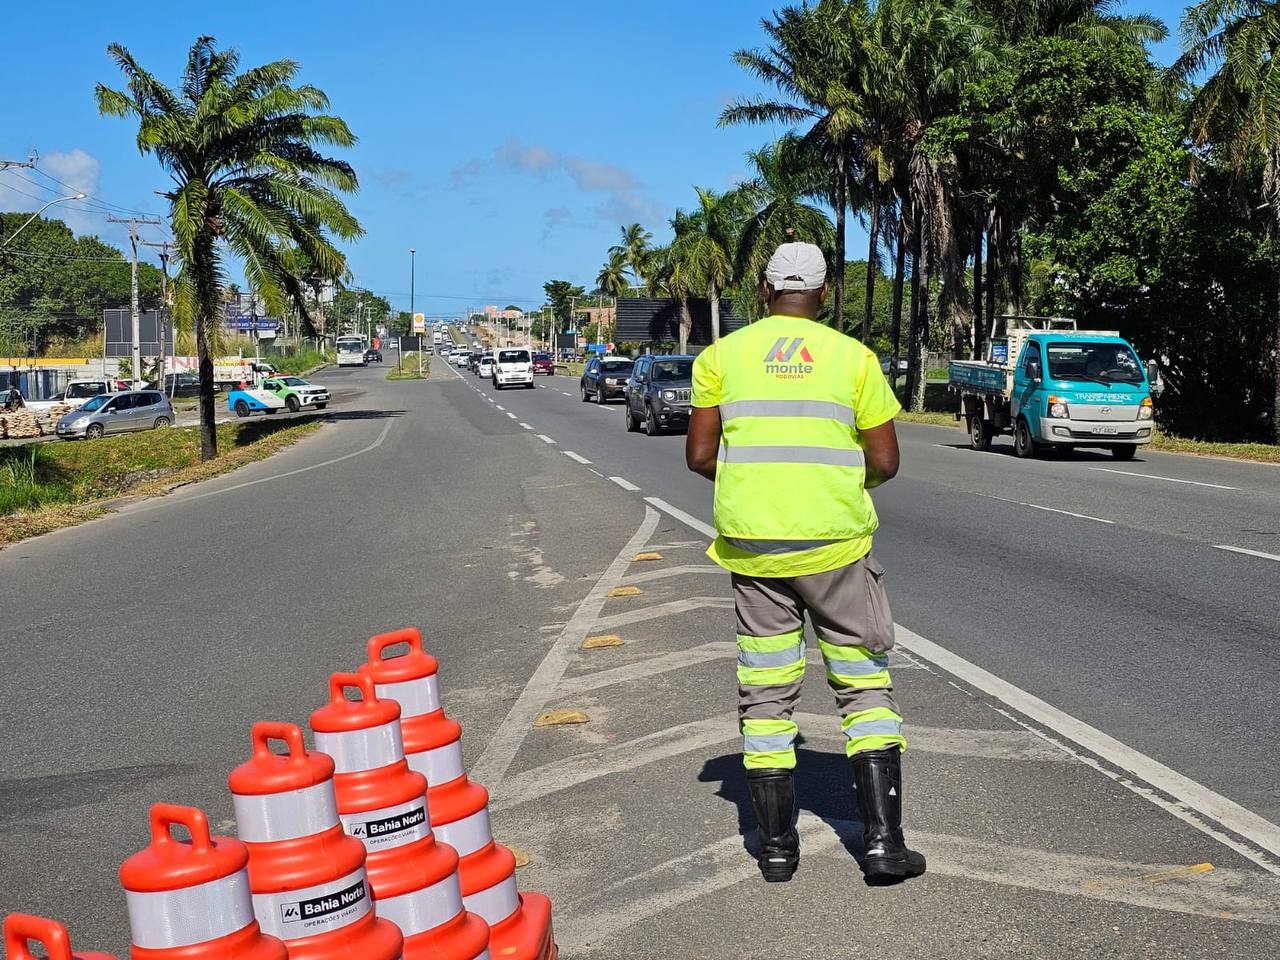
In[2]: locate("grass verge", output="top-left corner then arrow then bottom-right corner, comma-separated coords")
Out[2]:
0,418 -> 322,547
895,408 -> 1280,464
386,353 -> 429,380
560,361 -> 586,379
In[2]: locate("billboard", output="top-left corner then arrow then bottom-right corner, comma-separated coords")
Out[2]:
412,313 -> 426,333
223,302 -> 278,333
103,309 -> 174,357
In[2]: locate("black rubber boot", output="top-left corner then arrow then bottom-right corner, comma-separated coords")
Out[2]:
851,747 -> 926,885
746,768 -> 799,882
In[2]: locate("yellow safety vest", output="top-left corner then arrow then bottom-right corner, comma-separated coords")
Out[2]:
711,315 -> 879,550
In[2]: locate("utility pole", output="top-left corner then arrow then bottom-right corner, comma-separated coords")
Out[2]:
0,153 -> 36,171
108,214 -> 162,384
140,240 -> 173,394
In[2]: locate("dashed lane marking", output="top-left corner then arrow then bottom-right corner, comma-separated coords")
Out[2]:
519,422 -> 533,430
1088,467 -> 1238,490
537,435 -> 556,444
1213,545 -> 1280,563
563,451 -> 591,464
609,476 -> 640,491
978,493 -> 1114,525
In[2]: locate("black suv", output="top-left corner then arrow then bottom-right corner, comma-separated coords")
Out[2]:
624,354 -> 694,435
580,356 -> 634,404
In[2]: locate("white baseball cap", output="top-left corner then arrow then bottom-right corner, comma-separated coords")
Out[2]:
765,242 -> 827,290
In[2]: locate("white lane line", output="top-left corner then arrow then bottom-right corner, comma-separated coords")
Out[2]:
536,435 -> 555,444
609,476 -> 640,491
145,418 -> 394,508
1089,467 -> 1238,490
519,422 -> 533,430
470,507 -> 660,787
495,405 -> 505,411
978,493 -> 1114,525
1214,544 -> 1280,563
589,468 -> 604,477
644,496 -> 717,539
505,412 -> 517,420
563,451 -> 591,464
644,494 -> 1280,873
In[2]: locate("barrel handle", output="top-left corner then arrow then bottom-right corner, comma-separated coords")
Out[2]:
367,627 -> 424,662
149,803 -> 213,853
4,914 -> 73,960
251,721 -> 306,764
328,671 -> 376,705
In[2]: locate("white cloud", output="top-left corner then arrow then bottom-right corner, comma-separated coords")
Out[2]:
0,148 -> 104,239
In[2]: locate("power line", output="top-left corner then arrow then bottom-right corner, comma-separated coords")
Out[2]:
2,249 -> 131,263
26,165 -> 161,218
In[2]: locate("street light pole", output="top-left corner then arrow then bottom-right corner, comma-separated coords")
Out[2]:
0,192 -> 86,249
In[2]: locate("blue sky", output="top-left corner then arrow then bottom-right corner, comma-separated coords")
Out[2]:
1,0 -> 1192,318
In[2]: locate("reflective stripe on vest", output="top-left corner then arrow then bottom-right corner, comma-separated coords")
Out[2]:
340,795 -> 432,851
462,874 -> 519,925
251,866 -> 370,939
313,721 -> 404,773
407,737 -> 464,787
718,444 -> 864,467
721,536 -> 842,554
434,806 -> 492,859
374,675 -> 440,720
233,781 -> 340,843
126,871 -> 254,949
375,871 -> 463,937
720,399 -> 856,426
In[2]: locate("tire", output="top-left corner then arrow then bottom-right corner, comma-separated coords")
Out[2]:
235,400 -> 250,418
625,404 -> 638,432
968,414 -> 991,451
644,404 -> 659,436
580,384 -> 589,402
286,395 -> 300,413
526,382 -> 535,389
1111,444 -> 1137,461
85,423 -> 104,440
153,417 -> 171,429
596,386 -> 606,405
1013,417 -> 1039,458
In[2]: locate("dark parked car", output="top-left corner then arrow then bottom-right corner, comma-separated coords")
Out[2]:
364,348 -> 383,363
144,373 -> 204,398
624,355 -> 694,435
532,353 -> 555,376
580,356 -> 634,404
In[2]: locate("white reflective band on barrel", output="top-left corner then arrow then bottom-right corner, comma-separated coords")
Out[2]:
234,781 -> 339,843
375,675 -> 440,720
126,871 -> 254,949
462,874 -> 519,925
374,870 -> 463,936
434,807 -> 492,859
341,795 -> 433,851
251,866 -> 371,940
406,738 -> 464,787
314,721 -> 404,773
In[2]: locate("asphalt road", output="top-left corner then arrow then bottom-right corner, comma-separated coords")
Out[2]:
2,359 -> 1277,958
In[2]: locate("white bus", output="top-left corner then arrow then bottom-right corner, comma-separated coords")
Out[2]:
336,335 -> 368,367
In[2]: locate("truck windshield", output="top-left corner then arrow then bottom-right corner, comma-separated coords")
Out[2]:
1047,343 -> 1143,384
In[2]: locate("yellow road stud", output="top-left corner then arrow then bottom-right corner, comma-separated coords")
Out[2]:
633,552 -> 663,561
583,634 -> 625,649
533,709 -> 590,727
609,586 -> 643,598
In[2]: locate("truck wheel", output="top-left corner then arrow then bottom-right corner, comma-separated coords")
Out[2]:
1111,444 -> 1137,461
235,400 -> 250,418
968,414 -> 992,451
286,395 -> 300,413
1013,417 -> 1039,458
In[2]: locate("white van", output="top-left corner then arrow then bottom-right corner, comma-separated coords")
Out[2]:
493,348 -> 534,389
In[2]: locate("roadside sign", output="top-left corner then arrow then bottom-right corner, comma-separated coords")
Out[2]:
412,313 -> 426,333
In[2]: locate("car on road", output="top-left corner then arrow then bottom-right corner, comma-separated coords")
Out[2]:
624,354 -> 694,435
477,353 -> 495,378
364,348 -> 382,363
532,353 -> 555,376
55,390 -> 175,440
580,356 -> 634,404
226,386 -> 287,418
451,350 -> 470,367
493,347 -> 535,389
261,375 -> 330,412
144,373 -> 206,398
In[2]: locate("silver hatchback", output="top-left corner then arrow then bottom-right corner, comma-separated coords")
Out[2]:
56,390 -> 176,440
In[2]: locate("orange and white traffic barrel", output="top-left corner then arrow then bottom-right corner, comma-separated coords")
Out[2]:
119,804 -> 287,960
360,631 -> 556,960
4,914 -> 117,960
227,722 -> 403,960
309,673 -> 488,960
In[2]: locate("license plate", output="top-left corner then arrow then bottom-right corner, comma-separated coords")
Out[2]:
1090,425 -> 1119,435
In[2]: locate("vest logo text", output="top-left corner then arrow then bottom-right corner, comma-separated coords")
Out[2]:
764,337 -> 815,378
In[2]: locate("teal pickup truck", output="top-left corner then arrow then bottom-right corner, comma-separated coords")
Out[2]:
948,317 -> 1160,459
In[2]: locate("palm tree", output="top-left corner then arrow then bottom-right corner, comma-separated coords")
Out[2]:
596,249 -> 631,299
647,209 -> 702,352
672,188 -> 742,342
733,134 -> 836,319
722,0 -> 869,331
612,223 -> 652,291
97,36 -> 362,459
1177,0 -> 1280,440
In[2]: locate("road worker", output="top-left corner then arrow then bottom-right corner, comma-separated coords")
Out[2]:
685,241 -> 925,885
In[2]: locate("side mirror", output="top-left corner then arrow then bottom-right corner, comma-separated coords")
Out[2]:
1027,359 -> 1042,381
1147,359 -> 1165,396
